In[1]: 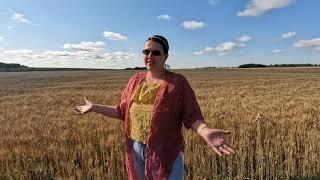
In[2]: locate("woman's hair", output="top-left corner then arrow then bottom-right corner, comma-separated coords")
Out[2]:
146,35 -> 169,54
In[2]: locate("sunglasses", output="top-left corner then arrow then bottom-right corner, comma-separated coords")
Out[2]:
142,49 -> 161,56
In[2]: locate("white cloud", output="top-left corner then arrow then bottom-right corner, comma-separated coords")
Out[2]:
157,15 -> 171,20
194,41 -> 245,56
293,38 -> 320,48
63,41 -> 105,52
76,51 -> 105,60
0,36 -> 3,41
50,60 -> 67,64
194,46 -> 214,55
214,42 -> 245,52
194,51 -> 204,55
272,49 -> 284,53
42,51 -> 76,58
114,51 -> 124,55
103,31 -> 127,40
11,13 -> 31,24
281,32 -> 296,39
181,20 -> 205,30
4,49 -> 33,55
204,46 -> 214,52
4,49 -> 75,59
237,35 -> 252,42
7,26 -> 15,29
238,0 -> 293,17
3,47 -> 139,65
208,0 -> 220,6
217,52 -> 226,56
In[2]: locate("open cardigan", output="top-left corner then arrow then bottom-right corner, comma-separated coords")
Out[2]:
115,71 -> 204,180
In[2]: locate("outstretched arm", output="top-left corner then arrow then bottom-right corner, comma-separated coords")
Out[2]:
74,97 -> 120,120
191,120 -> 236,156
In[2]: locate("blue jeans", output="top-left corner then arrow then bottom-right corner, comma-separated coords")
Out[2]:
132,140 -> 184,180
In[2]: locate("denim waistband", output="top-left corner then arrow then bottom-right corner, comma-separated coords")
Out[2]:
132,140 -> 147,160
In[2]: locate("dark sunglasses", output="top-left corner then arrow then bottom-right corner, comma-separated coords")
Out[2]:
142,49 -> 161,56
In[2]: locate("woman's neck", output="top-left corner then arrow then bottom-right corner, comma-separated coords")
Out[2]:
147,69 -> 166,81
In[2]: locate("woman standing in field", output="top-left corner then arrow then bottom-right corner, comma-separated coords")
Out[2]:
74,35 -> 235,179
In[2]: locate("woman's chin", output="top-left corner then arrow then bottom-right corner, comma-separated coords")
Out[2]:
146,64 -> 155,70
145,64 -> 162,72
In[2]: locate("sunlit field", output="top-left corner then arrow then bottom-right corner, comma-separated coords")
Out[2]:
1,68 -> 319,179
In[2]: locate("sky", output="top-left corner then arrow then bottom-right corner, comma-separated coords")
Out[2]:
0,0 -> 319,69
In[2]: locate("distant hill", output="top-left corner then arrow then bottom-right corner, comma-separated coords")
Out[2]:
0,62 -> 28,68
268,63 -> 319,67
0,62 -> 113,72
239,63 -> 319,68
2,62 -> 319,72
239,64 -> 266,68
125,67 -> 147,70
0,62 -> 148,72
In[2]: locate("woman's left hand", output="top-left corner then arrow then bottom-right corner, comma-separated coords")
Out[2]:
201,128 -> 236,156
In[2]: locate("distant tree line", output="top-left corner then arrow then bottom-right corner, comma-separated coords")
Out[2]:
268,63 -> 319,67
0,62 -> 28,68
125,67 -> 147,70
196,66 -> 216,69
0,62 -> 29,72
124,64 -> 171,70
238,64 -> 266,68
238,63 -> 319,68
0,62 -> 109,72
2,62 -> 319,72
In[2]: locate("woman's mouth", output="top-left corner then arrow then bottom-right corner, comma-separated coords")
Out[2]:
147,60 -> 155,65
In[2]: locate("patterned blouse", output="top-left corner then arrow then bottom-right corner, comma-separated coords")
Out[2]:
130,81 -> 161,143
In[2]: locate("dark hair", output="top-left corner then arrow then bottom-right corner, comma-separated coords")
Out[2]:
146,35 -> 169,54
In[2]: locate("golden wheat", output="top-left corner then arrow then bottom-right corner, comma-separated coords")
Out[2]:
0,68 -> 319,179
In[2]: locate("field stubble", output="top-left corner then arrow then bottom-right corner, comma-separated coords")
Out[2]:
0,68 -> 319,179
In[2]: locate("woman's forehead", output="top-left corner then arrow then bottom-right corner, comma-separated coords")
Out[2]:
144,41 -> 163,49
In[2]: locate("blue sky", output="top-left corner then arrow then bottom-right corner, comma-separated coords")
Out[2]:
0,0 -> 319,69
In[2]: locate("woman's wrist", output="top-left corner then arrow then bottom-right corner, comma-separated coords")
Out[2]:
197,123 -> 209,137
90,104 -> 96,112
191,120 -> 210,137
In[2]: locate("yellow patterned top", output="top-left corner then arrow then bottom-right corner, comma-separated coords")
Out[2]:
130,81 -> 161,143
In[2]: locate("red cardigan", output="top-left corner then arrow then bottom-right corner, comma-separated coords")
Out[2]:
115,71 -> 204,180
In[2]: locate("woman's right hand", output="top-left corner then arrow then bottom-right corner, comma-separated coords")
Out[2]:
74,97 -> 94,115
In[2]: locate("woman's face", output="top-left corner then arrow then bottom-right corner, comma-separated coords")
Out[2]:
143,40 -> 167,72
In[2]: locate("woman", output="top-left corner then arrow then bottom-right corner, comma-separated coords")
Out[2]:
74,35 -> 235,180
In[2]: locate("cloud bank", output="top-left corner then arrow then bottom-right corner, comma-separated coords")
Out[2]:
238,0 -> 293,17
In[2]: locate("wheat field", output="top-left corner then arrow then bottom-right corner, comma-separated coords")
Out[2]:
1,68 -> 319,179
